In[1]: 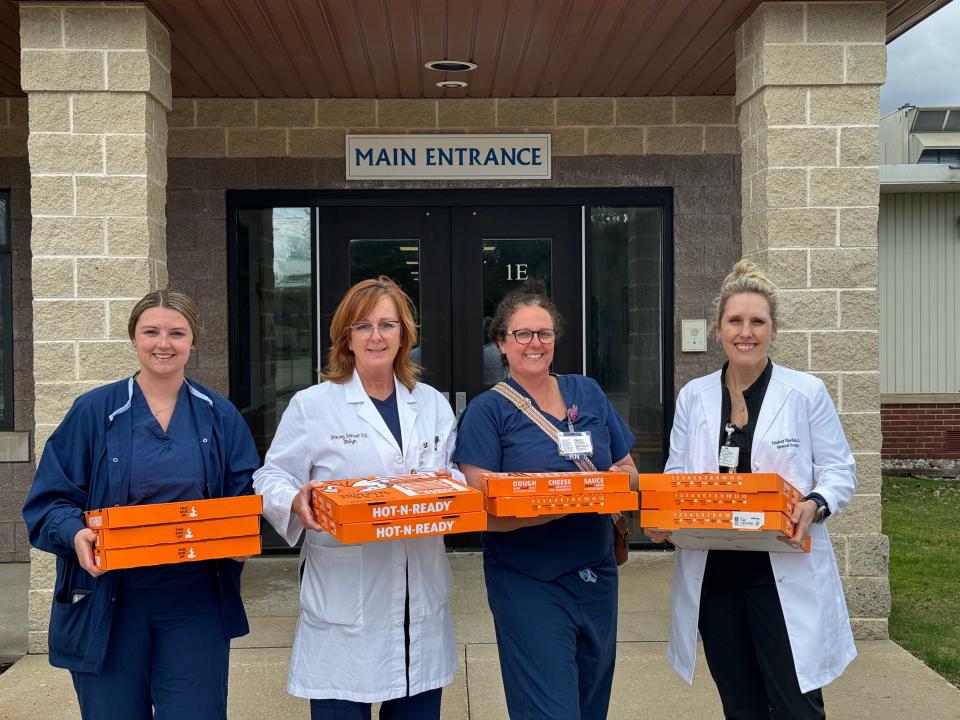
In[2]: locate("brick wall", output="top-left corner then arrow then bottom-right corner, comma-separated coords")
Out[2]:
881,404 -> 960,460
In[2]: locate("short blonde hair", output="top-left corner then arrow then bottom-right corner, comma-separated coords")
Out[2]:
713,259 -> 779,333
128,290 -> 202,348
321,276 -> 420,390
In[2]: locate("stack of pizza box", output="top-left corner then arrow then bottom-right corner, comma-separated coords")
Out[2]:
480,470 -> 637,517
639,473 -> 810,553
311,470 -> 486,543
85,495 -> 263,570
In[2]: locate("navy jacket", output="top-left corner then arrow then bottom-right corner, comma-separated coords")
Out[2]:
22,377 -> 261,674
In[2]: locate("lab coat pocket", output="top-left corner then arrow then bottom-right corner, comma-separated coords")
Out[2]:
300,544 -> 364,627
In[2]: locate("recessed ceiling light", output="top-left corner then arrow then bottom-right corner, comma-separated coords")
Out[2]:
436,80 -> 468,89
425,60 -> 477,72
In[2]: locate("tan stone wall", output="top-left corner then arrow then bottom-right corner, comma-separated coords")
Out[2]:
168,96 -> 740,158
737,1 -> 888,638
22,2 -> 171,653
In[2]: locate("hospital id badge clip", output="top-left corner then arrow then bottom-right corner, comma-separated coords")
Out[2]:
557,431 -> 593,459
718,422 -> 739,471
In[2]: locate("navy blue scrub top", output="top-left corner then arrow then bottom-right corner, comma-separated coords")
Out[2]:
453,374 -> 634,581
370,390 -> 403,449
123,381 -> 209,588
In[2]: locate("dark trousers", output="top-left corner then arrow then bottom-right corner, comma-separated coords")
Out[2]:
70,576 -> 229,720
698,581 -> 826,720
484,555 -> 618,720
309,688 -> 442,720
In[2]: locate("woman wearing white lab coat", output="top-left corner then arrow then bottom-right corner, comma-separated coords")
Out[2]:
254,277 -> 457,720
648,260 -> 857,719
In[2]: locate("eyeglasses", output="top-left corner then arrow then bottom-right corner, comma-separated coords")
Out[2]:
507,329 -> 557,344
350,321 -> 401,338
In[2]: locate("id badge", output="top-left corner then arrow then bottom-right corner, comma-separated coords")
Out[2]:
718,445 -> 740,469
557,431 -> 593,458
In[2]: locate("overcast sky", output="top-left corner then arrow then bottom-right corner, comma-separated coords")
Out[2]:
880,1 -> 960,116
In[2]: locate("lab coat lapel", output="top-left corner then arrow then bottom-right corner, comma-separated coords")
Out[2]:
696,378 -> 723,471
752,364 -> 790,457
396,378 -> 418,458
347,371 -> 401,453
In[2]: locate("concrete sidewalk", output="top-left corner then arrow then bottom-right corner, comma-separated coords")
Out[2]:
0,553 -> 957,719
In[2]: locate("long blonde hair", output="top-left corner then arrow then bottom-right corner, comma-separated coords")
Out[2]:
712,259 -> 779,333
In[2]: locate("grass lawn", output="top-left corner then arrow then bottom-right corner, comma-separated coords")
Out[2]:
882,475 -> 960,687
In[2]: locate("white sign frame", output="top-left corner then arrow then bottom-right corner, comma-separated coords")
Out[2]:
345,134 -> 552,180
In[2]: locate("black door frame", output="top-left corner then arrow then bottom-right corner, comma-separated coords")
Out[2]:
226,186 -> 675,471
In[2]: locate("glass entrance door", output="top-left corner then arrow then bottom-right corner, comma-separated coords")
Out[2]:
229,191 -> 671,551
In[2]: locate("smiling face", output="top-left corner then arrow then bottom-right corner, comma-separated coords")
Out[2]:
349,294 -> 402,382
497,304 -> 556,380
716,292 -> 776,373
133,307 -> 194,381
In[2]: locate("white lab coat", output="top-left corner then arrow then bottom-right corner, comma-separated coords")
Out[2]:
664,364 -> 857,694
253,371 -> 459,702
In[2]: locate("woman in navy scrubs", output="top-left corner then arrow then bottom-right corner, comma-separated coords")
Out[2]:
23,290 -> 260,720
454,287 -> 639,720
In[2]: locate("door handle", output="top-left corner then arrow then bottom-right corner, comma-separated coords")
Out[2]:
455,392 -> 466,419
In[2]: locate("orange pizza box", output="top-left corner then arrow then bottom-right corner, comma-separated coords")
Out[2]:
93,534 -> 262,570
638,473 -> 792,494
85,495 -> 263,530
316,510 -> 488,544
485,491 -> 639,518
641,483 -> 805,515
480,471 -> 631,498
94,515 -> 261,550
641,508 -> 810,553
311,471 -> 483,524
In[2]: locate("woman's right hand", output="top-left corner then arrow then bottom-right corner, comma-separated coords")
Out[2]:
291,481 -> 323,532
642,528 -> 673,544
74,528 -> 105,577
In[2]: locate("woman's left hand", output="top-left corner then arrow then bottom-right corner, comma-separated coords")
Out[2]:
778,499 -> 818,550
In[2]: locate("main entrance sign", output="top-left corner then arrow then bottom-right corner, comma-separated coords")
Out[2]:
345,134 -> 551,180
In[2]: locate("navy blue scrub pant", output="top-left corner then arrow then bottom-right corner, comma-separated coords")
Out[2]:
309,688 -> 442,720
698,581 -> 826,720
483,554 -> 618,720
70,574 -> 229,720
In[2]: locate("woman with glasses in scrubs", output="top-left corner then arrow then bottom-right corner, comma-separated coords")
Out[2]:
254,276 -> 460,720
454,286 -> 639,720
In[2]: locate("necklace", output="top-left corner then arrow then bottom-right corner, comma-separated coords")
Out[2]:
149,401 -> 176,417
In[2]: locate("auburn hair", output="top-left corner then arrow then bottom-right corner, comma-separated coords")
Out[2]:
321,276 -> 420,390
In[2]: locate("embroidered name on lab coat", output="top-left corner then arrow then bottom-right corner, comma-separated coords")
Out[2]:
771,437 -> 800,450
330,432 -> 369,445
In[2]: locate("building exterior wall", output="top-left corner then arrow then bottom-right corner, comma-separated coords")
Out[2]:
735,1 -> 889,639
879,192 -> 960,395
22,2 -> 172,653
882,402 -> 960,461
165,96 -> 743,397
0,94 -> 32,559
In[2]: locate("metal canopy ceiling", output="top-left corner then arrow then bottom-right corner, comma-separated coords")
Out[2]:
0,0 -> 952,98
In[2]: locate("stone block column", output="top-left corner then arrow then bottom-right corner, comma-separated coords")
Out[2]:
21,1 -> 171,653
737,2 -> 888,639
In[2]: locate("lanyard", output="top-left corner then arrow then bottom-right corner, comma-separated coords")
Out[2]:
719,422 -> 739,473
